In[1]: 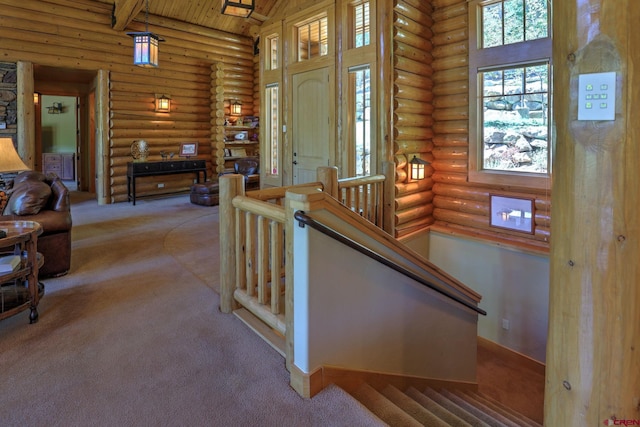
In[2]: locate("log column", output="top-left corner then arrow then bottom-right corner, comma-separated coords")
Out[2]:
546,1 -> 640,424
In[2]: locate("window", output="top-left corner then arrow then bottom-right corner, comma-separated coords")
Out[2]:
297,16 -> 328,61
340,0 -> 376,178
265,84 -> 279,176
469,0 -> 551,188
349,65 -> 371,176
352,1 -> 370,48
266,35 -> 279,70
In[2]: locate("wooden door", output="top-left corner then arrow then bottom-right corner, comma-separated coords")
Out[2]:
291,67 -> 330,184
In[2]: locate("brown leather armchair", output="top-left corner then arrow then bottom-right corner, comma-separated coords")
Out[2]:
1,171 -> 72,277
223,157 -> 259,190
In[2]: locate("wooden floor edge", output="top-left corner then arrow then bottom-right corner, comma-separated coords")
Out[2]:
478,336 -> 546,376
319,365 -> 479,396
233,308 -> 286,357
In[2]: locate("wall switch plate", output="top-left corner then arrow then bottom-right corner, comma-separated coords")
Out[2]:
501,318 -> 510,330
578,72 -> 616,121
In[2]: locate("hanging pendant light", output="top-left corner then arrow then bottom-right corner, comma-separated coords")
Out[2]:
221,0 -> 255,18
127,0 -> 164,67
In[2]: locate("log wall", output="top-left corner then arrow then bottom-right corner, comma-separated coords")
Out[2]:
392,0 -> 436,238
0,0 -> 255,202
429,0 -> 551,251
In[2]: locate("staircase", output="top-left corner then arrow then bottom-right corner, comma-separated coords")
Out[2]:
349,383 -> 542,427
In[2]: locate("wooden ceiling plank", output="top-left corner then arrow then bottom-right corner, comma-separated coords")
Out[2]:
112,0 -> 146,31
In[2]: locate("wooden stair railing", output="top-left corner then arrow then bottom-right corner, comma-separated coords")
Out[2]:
220,165 -> 482,400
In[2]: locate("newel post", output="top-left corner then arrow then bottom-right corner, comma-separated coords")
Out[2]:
316,166 -> 338,198
219,174 -> 245,313
284,187 -> 326,398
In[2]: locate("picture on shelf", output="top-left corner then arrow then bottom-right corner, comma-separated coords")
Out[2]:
179,142 -> 198,157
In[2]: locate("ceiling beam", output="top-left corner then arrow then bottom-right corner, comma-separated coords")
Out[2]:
111,0 -> 146,31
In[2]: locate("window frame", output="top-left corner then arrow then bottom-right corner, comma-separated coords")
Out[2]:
468,0 -> 552,190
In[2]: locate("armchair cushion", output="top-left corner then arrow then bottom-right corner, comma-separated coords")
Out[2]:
3,179 -> 51,215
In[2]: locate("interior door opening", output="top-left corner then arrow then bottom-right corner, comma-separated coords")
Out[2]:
34,65 -> 97,196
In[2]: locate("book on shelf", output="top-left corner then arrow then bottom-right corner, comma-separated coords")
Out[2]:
0,255 -> 21,273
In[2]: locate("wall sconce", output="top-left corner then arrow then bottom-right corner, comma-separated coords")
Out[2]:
409,155 -> 429,181
155,94 -> 171,112
47,102 -> 63,114
221,0 -> 254,18
127,0 -> 164,67
34,93 -> 40,104
230,99 -> 242,116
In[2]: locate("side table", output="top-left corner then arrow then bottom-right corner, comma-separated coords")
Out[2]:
0,221 -> 44,324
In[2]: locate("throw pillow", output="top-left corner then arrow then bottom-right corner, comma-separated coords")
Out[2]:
3,180 -> 52,215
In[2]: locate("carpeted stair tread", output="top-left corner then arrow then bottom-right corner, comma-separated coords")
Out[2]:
461,391 -> 542,427
440,389 -> 514,427
447,390 -> 522,427
380,385 -> 450,426
352,383 -> 422,427
405,387 -> 476,427
423,387 -> 502,427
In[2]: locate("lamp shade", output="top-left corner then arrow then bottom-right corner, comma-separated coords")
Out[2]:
221,0 -> 254,18
0,138 -> 30,173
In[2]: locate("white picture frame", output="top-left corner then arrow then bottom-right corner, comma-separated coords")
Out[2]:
490,195 -> 535,234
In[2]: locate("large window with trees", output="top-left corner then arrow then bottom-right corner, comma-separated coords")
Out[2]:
469,0 -> 551,189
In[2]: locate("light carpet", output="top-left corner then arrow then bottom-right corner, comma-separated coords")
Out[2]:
0,192 -> 383,427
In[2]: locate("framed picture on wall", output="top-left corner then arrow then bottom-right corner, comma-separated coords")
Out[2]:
179,142 -> 198,157
490,195 -> 535,234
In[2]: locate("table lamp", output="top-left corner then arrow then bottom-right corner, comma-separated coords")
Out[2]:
0,137 -> 30,188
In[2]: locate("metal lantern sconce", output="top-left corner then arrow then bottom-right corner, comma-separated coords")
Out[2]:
409,155 -> 429,181
127,0 -> 164,67
231,99 -> 242,116
155,94 -> 171,113
221,0 -> 255,18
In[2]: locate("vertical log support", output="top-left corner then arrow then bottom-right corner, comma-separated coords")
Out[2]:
547,1 -> 640,424
212,63 -> 226,175
16,61 -> 35,169
219,174 -> 245,313
95,69 -> 110,205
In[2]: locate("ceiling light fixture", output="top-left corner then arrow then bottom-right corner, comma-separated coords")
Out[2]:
221,0 -> 255,18
127,0 -> 164,67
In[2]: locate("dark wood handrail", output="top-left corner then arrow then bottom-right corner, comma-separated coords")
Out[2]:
294,210 -> 487,316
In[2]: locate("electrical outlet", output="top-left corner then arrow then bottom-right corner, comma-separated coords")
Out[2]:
158,183 -> 165,188
501,318 -> 510,331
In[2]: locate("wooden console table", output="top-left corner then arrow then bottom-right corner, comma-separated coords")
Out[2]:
127,159 -> 207,205
0,221 -> 44,324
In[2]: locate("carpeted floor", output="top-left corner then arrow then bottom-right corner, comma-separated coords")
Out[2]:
0,192 -> 383,426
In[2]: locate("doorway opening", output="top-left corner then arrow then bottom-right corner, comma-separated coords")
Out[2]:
34,65 -> 97,196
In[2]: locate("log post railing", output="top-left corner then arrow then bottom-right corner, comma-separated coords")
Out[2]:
219,166 -> 390,369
